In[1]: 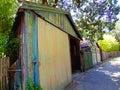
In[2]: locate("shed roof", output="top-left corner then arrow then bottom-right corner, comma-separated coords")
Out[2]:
13,1 -> 82,40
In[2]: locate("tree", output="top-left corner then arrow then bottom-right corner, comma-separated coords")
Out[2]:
39,0 -> 120,41
98,34 -> 120,51
28,0 -> 85,7
74,0 -> 120,41
2,0 -> 119,57
0,0 -> 18,58
110,20 -> 120,43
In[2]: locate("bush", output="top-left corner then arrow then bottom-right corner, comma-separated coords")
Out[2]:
26,78 -> 43,90
98,34 -> 120,52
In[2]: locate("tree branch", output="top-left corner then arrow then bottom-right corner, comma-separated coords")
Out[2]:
42,0 -> 48,5
53,0 -> 58,7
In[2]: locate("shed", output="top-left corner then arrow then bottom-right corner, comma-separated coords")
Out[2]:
81,41 -> 93,71
11,1 -> 82,90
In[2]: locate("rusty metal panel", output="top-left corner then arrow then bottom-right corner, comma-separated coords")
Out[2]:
38,18 -> 72,90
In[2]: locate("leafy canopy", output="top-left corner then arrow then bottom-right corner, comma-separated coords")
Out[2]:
98,34 -> 120,52
1,0 -> 119,58
110,20 -> 120,43
0,0 -> 18,58
74,0 -> 120,41
38,0 -> 120,41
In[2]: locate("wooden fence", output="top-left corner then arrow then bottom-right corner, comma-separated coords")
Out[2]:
91,45 -> 101,65
91,46 -> 120,65
0,57 -> 9,90
102,51 -> 120,61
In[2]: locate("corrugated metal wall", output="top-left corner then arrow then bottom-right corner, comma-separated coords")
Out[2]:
38,18 -> 72,90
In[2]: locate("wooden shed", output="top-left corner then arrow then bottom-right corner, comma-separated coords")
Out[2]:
12,1 -> 82,90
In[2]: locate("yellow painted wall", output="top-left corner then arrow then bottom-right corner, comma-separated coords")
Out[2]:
38,18 -> 72,90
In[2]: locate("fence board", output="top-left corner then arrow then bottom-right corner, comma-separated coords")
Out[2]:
102,51 -> 120,61
0,57 -> 9,90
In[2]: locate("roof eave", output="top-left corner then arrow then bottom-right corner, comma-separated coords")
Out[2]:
66,14 -> 82,40
13,1 -> 82,40
21,1 -> 68,14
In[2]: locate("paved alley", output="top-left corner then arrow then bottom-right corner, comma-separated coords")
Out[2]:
65,57 -> 120,90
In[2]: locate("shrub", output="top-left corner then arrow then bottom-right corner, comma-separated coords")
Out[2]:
98,34 -> 120,52
26,78 -> 43,90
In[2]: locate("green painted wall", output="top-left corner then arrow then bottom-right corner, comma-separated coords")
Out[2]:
35,11 -> 78,38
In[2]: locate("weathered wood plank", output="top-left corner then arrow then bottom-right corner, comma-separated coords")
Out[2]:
0,57 -> 9,90
25,10 -> 33,78
32,13 -> 39,84
38,18 -> 48,89
21,13 -> 26,90
38,18 -> 72,90
34,10 -> 78,38
22,1 -> 68,14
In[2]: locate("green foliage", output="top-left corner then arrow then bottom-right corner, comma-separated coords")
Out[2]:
26,78 -> 43,90
18,1 -> 119,42
0,0 -> 17,31
76,19 -> 105,41
0,0 -> 18,59
110,20 -> 120,43
0,34 -> 8,57
5,34 -> 20,61
98,34 -> 120,52
74,0 -> 119,42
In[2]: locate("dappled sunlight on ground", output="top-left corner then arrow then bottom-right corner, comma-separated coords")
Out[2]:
65,57 -> 120,90
110,57 -> 120,68
111,72 -> 120,77
94,58 -> 120,88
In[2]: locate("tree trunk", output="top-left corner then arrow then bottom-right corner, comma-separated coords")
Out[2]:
42,0 -> 48,5
53,0 -> 58,7
96,42 -> 103,61
76,0 -> 80,8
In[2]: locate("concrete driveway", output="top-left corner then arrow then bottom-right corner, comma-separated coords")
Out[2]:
65,57 -> 120,90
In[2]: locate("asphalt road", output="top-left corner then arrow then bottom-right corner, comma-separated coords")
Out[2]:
65,57 -> 120,90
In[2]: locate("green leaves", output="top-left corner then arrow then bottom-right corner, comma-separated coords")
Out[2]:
110,20 -> 120,43
5,37 -> 20,60
74,0 -> 120,42
26,78 -> 43,90
98,34 -> 120,52
0,35 -> 8,57
0,0 -> 18,58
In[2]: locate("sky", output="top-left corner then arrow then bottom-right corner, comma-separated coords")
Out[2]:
117,0 -> 120,19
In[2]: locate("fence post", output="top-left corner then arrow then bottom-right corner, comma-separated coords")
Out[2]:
0,58 -> 2,90
0,57 -> 9,90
